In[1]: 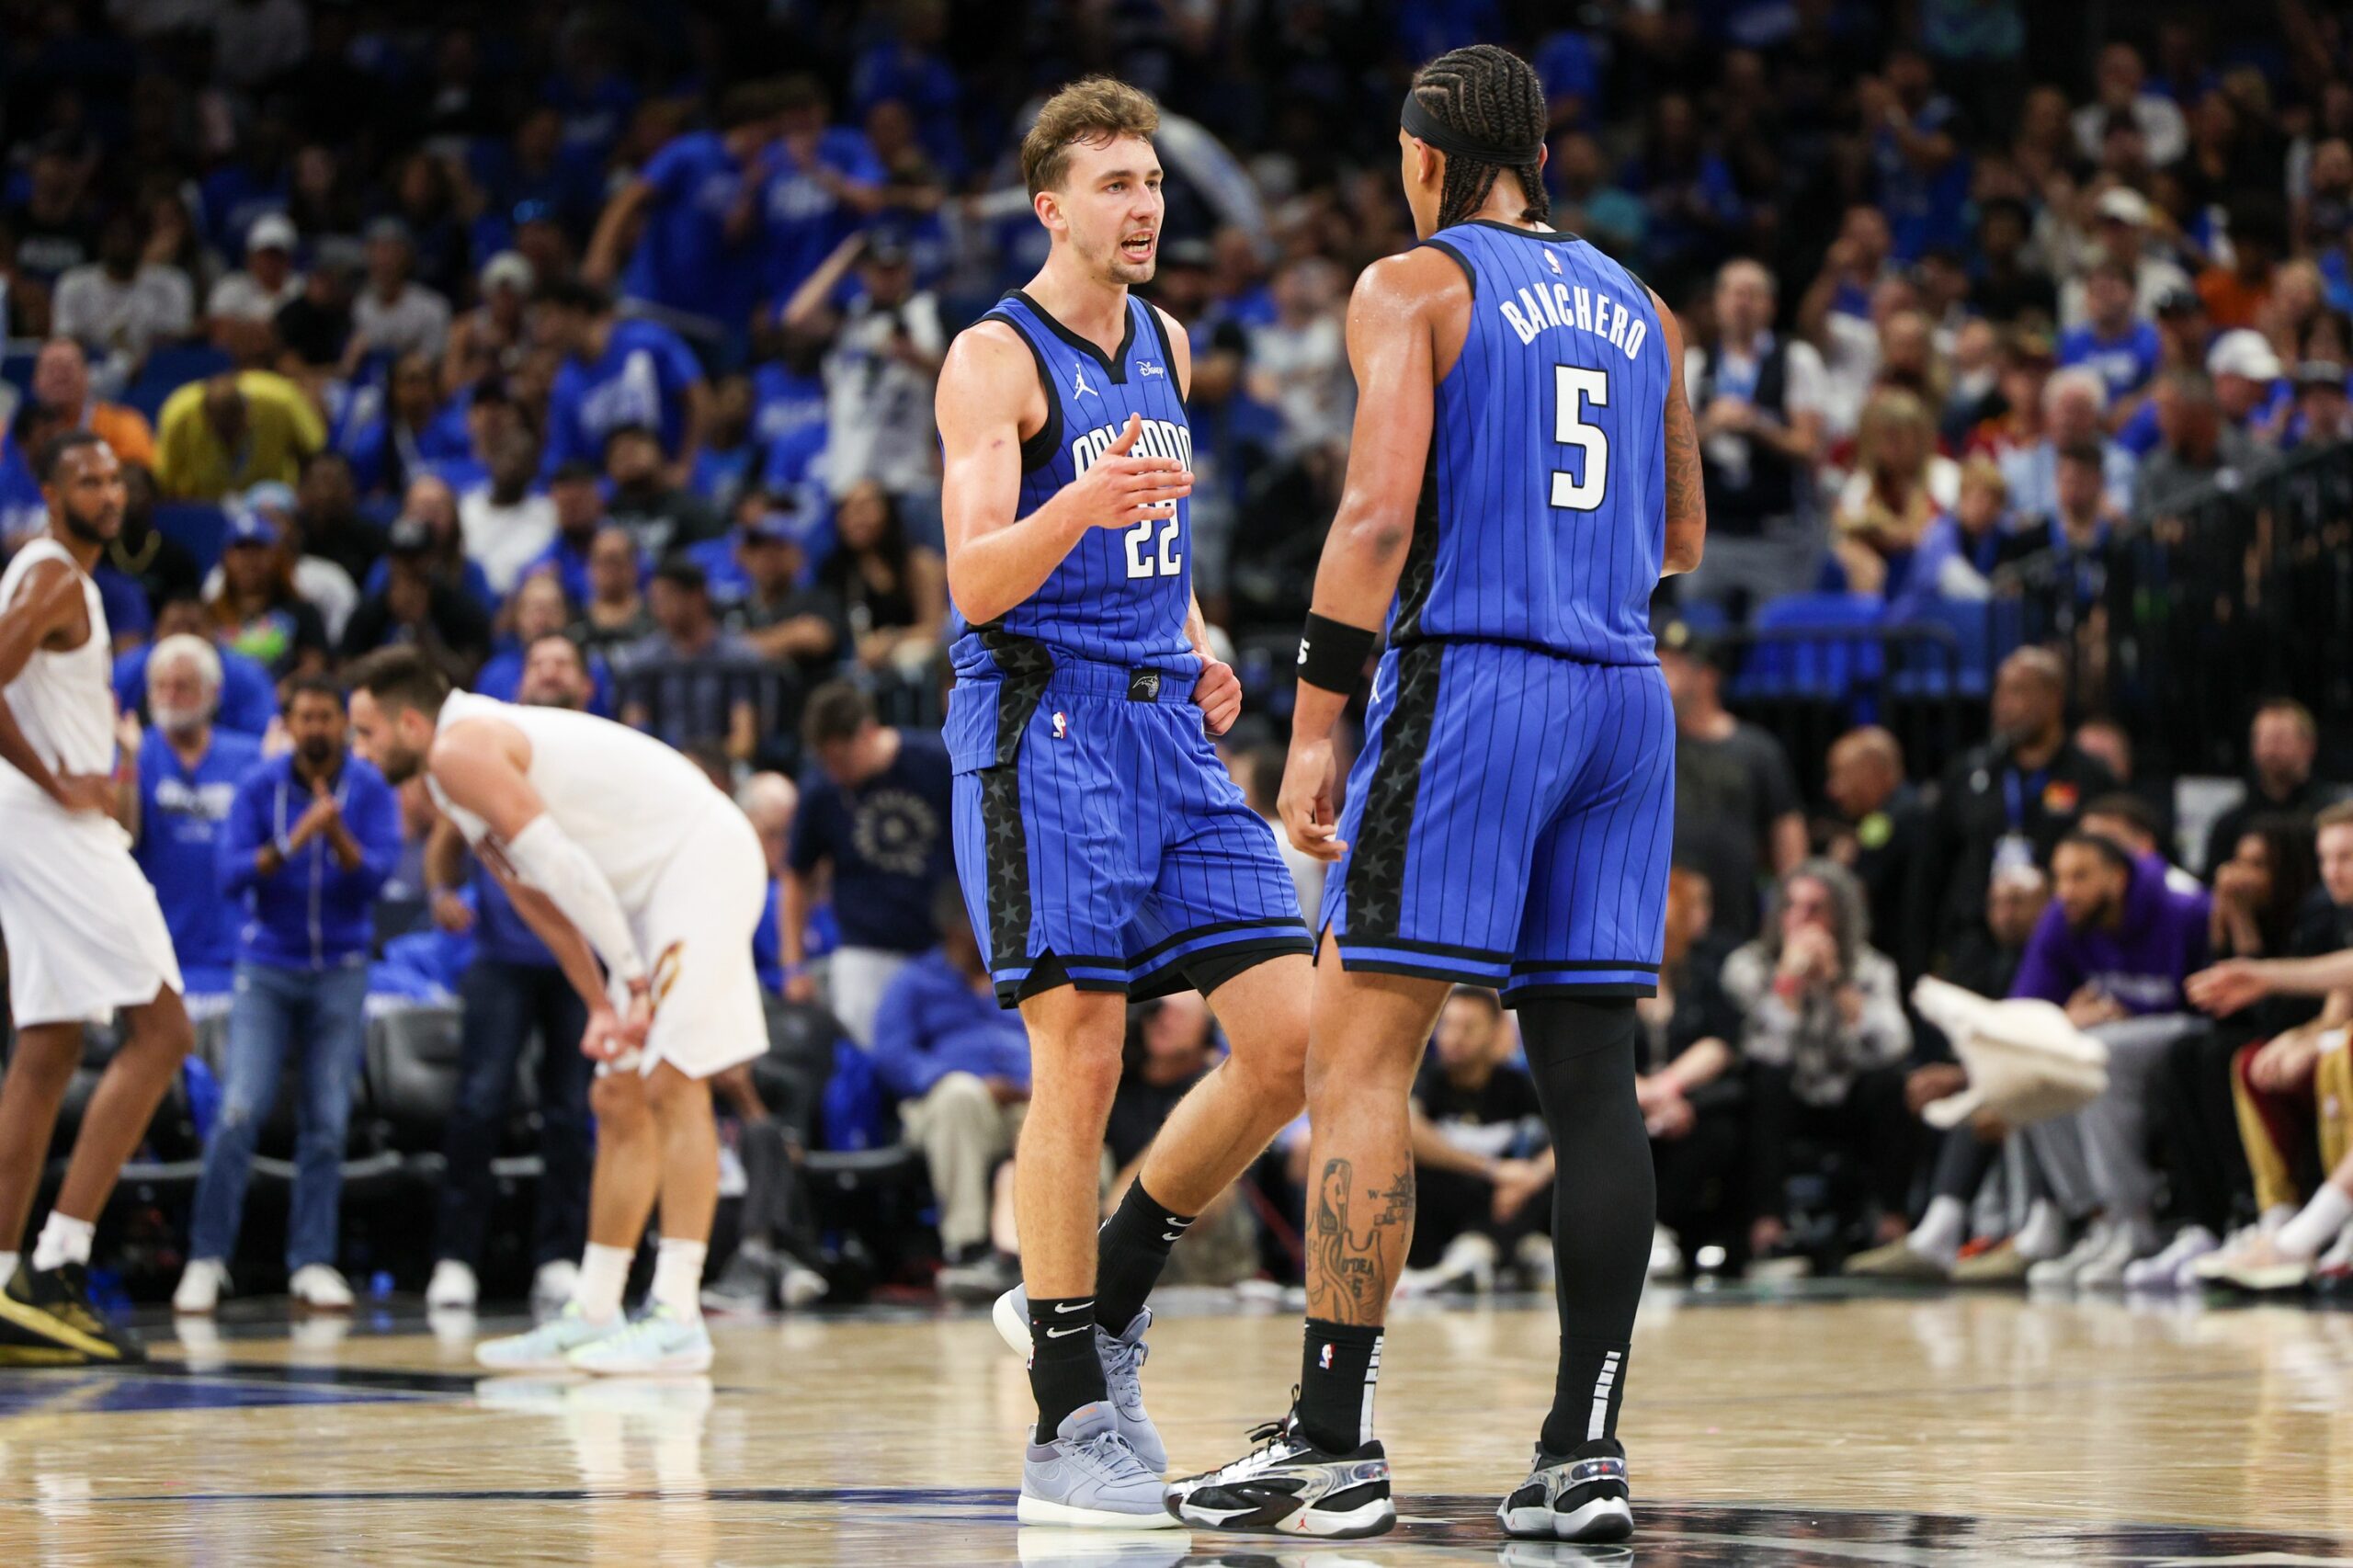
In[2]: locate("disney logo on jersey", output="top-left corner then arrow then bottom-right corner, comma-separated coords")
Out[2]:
1072,415 -> 1192,474
1137,359 -> 1165,378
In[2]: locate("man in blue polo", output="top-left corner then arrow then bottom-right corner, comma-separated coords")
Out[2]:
173,675 -> 402,1317
126,633 -> 262,1003
538,279 -> 708,480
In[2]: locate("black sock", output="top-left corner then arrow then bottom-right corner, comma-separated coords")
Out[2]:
1027,1295 -> 1108,1442
1518,997 -> 1652,1455
1297,1318 -> 1382,1453
1095,1181 -> 1194,1333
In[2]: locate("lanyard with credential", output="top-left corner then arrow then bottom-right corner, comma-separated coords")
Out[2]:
2002,766 -> 2049,830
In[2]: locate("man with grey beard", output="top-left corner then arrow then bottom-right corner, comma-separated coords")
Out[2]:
124,632 -> 263,1001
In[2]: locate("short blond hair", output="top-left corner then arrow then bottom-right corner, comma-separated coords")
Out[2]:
1022,77 -> 1160,198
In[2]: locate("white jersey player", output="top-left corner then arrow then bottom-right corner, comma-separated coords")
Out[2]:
0,432 -> 193,1365
347,645 -> 767,1373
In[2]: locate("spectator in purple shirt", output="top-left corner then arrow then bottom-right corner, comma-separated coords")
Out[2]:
2014,833 -> 2212,1289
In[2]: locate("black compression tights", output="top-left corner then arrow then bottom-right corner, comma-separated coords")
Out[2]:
1518,995 -> 1654,1452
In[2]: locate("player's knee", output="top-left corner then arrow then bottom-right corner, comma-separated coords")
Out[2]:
1222,1046 -> 1306,1121
591,1072 -> 652,1131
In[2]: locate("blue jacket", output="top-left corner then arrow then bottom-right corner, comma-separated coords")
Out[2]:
220,752 -> 404,971
870,949 -> 1031,1101
134,725 -> 264,993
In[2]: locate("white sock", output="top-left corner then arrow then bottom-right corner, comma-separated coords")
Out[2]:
651,1238 -> 707,1321
2277,1186 -> 2353,1261
1910,1196 -> 1966,1265
0,1251 -> 17,1289
30,1213 -> 95,1272
2016,1200 -> 2067,1262
576,1243 -> 633,1325
2260,1202 -> 2301,1234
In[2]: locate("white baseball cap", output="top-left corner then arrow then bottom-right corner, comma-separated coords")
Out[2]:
481,250 -> 535,293
246,212 -> 297,254
2206,328 -> 2283,381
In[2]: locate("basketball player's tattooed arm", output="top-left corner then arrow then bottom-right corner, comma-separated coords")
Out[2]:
0,559 -> 110,812
1651,289 -> 1707,577
936,321 -> 1192,625
1308,1158 -> 1418,1324
1278,249 -> 1451,862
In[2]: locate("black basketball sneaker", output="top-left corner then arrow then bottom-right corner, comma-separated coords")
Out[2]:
1164,1410 -> 1393,1539
0,1263 -> 146,1365
1496,1437 -> 1633,1541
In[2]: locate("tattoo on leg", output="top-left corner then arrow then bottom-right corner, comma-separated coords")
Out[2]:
1308,1158 -> 1416,1325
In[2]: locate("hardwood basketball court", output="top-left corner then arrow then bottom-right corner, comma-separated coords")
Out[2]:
1,1281 -> 2345,1564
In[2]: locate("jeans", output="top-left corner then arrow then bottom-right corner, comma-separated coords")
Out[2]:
432,959 -> 594,1271
189,960 -> 370,1270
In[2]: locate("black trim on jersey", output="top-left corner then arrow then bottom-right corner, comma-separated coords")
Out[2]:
1341,933 -> 1511,962
1385,437 -> 1442,642
1461,219 -> 1585,245
1421,239 -> 1476,298
1125,915 -> 1313,970
981,308 -> 1063,472
1502,980 -> 1659,1002
975,628 -> 1053,977
1341,638 -> 1446,940
1335,955 -> 1488,985
1141,301 -> 1186,397
1008,289 -> 1139,384
1390,631 -> 1654,669
1131,933 -> 1315,1004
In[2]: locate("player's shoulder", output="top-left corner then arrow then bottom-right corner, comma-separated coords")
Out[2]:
939,314 -> 1041,402
1349,244 -> 1472,323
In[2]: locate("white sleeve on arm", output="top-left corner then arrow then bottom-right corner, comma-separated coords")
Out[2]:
503,814 -> 647,984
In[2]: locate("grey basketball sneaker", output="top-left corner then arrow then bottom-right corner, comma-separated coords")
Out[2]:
994,1285 -> 1167,1473
1018,1401 -> 1180,1528
1164,1410 -> 1394,1539
1495,1437 -> 1633,1542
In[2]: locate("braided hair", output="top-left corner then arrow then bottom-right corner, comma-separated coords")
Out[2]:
1409,45 -> 1552,231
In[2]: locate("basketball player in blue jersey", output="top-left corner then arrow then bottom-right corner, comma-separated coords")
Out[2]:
1167,46 -> 1706,1543
934,77 -> 1320,1528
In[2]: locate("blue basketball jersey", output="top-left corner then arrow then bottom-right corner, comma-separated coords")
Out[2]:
947,290 -> 1196,679
1396,221 -> 1670,665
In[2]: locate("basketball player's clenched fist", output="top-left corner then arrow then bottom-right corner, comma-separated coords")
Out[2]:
1069,412 -> 1192,528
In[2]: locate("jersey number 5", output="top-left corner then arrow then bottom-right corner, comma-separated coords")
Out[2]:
1550,365 -> 1609,512
1124,514 -> 1182,579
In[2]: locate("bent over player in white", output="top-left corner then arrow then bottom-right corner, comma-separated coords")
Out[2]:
0,431 -> 194,1363
347,646 -> 767,1373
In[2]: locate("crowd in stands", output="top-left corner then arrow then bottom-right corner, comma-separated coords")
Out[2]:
3,3 -> 2353,1307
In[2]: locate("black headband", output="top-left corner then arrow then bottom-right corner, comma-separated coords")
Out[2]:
1400,92 -> 1544,167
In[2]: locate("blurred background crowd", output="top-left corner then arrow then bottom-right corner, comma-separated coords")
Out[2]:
2,0 -> 2351,1314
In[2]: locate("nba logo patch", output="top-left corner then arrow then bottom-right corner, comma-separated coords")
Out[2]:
1052,710 -> 1068,739
1546,250 -> 1563,276
1318,1343 -> 1334,1371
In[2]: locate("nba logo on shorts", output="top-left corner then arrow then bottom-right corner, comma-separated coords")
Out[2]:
1318,1343 -> 1334,1371
1052,710 -> 1068,739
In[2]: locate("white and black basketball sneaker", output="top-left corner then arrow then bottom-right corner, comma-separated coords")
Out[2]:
1496,1437 -> 1633,1542
1164,1411 -> 1393,1539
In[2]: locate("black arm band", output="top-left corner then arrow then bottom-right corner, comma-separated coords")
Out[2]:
1296,613 -> 1380,695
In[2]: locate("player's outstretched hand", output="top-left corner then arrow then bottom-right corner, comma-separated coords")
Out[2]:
2186,959 -> 2270,1017
1278,736 -> 1347,861
1068,412 -> 1192,529
1193,655 -> 1242,736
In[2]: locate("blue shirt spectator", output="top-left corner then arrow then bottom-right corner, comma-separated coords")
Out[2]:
870,944 -> 1032,1103
541,288 -> 706,472
2059,320 -> 2164,404
609,97 -> 781,354
763,85 -> 887,310
220,684 -> 403,972
131,637 -> 264,996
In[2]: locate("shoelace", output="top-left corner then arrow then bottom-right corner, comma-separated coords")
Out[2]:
1097,1330 -> 1148,1409
1204,1399 -> 1308,1483
1071,1426 -> 1145,1479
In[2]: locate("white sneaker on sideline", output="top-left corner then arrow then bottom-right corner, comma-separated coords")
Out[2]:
1647,1224 -> 1683,1279
2027,1221 -> 2113,1288
777,1254 -> 829,1309
1400,1232 -> 1498,1298
173,1259 -> 231,1316
290,1264 -> 356,1312
2072,1225 -> 2149,1289
1516,1233 -> 1556,1290
531,1259 -> 581,1314
2121,1226 -> 2218,1290
426,1259 -> 479,1311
